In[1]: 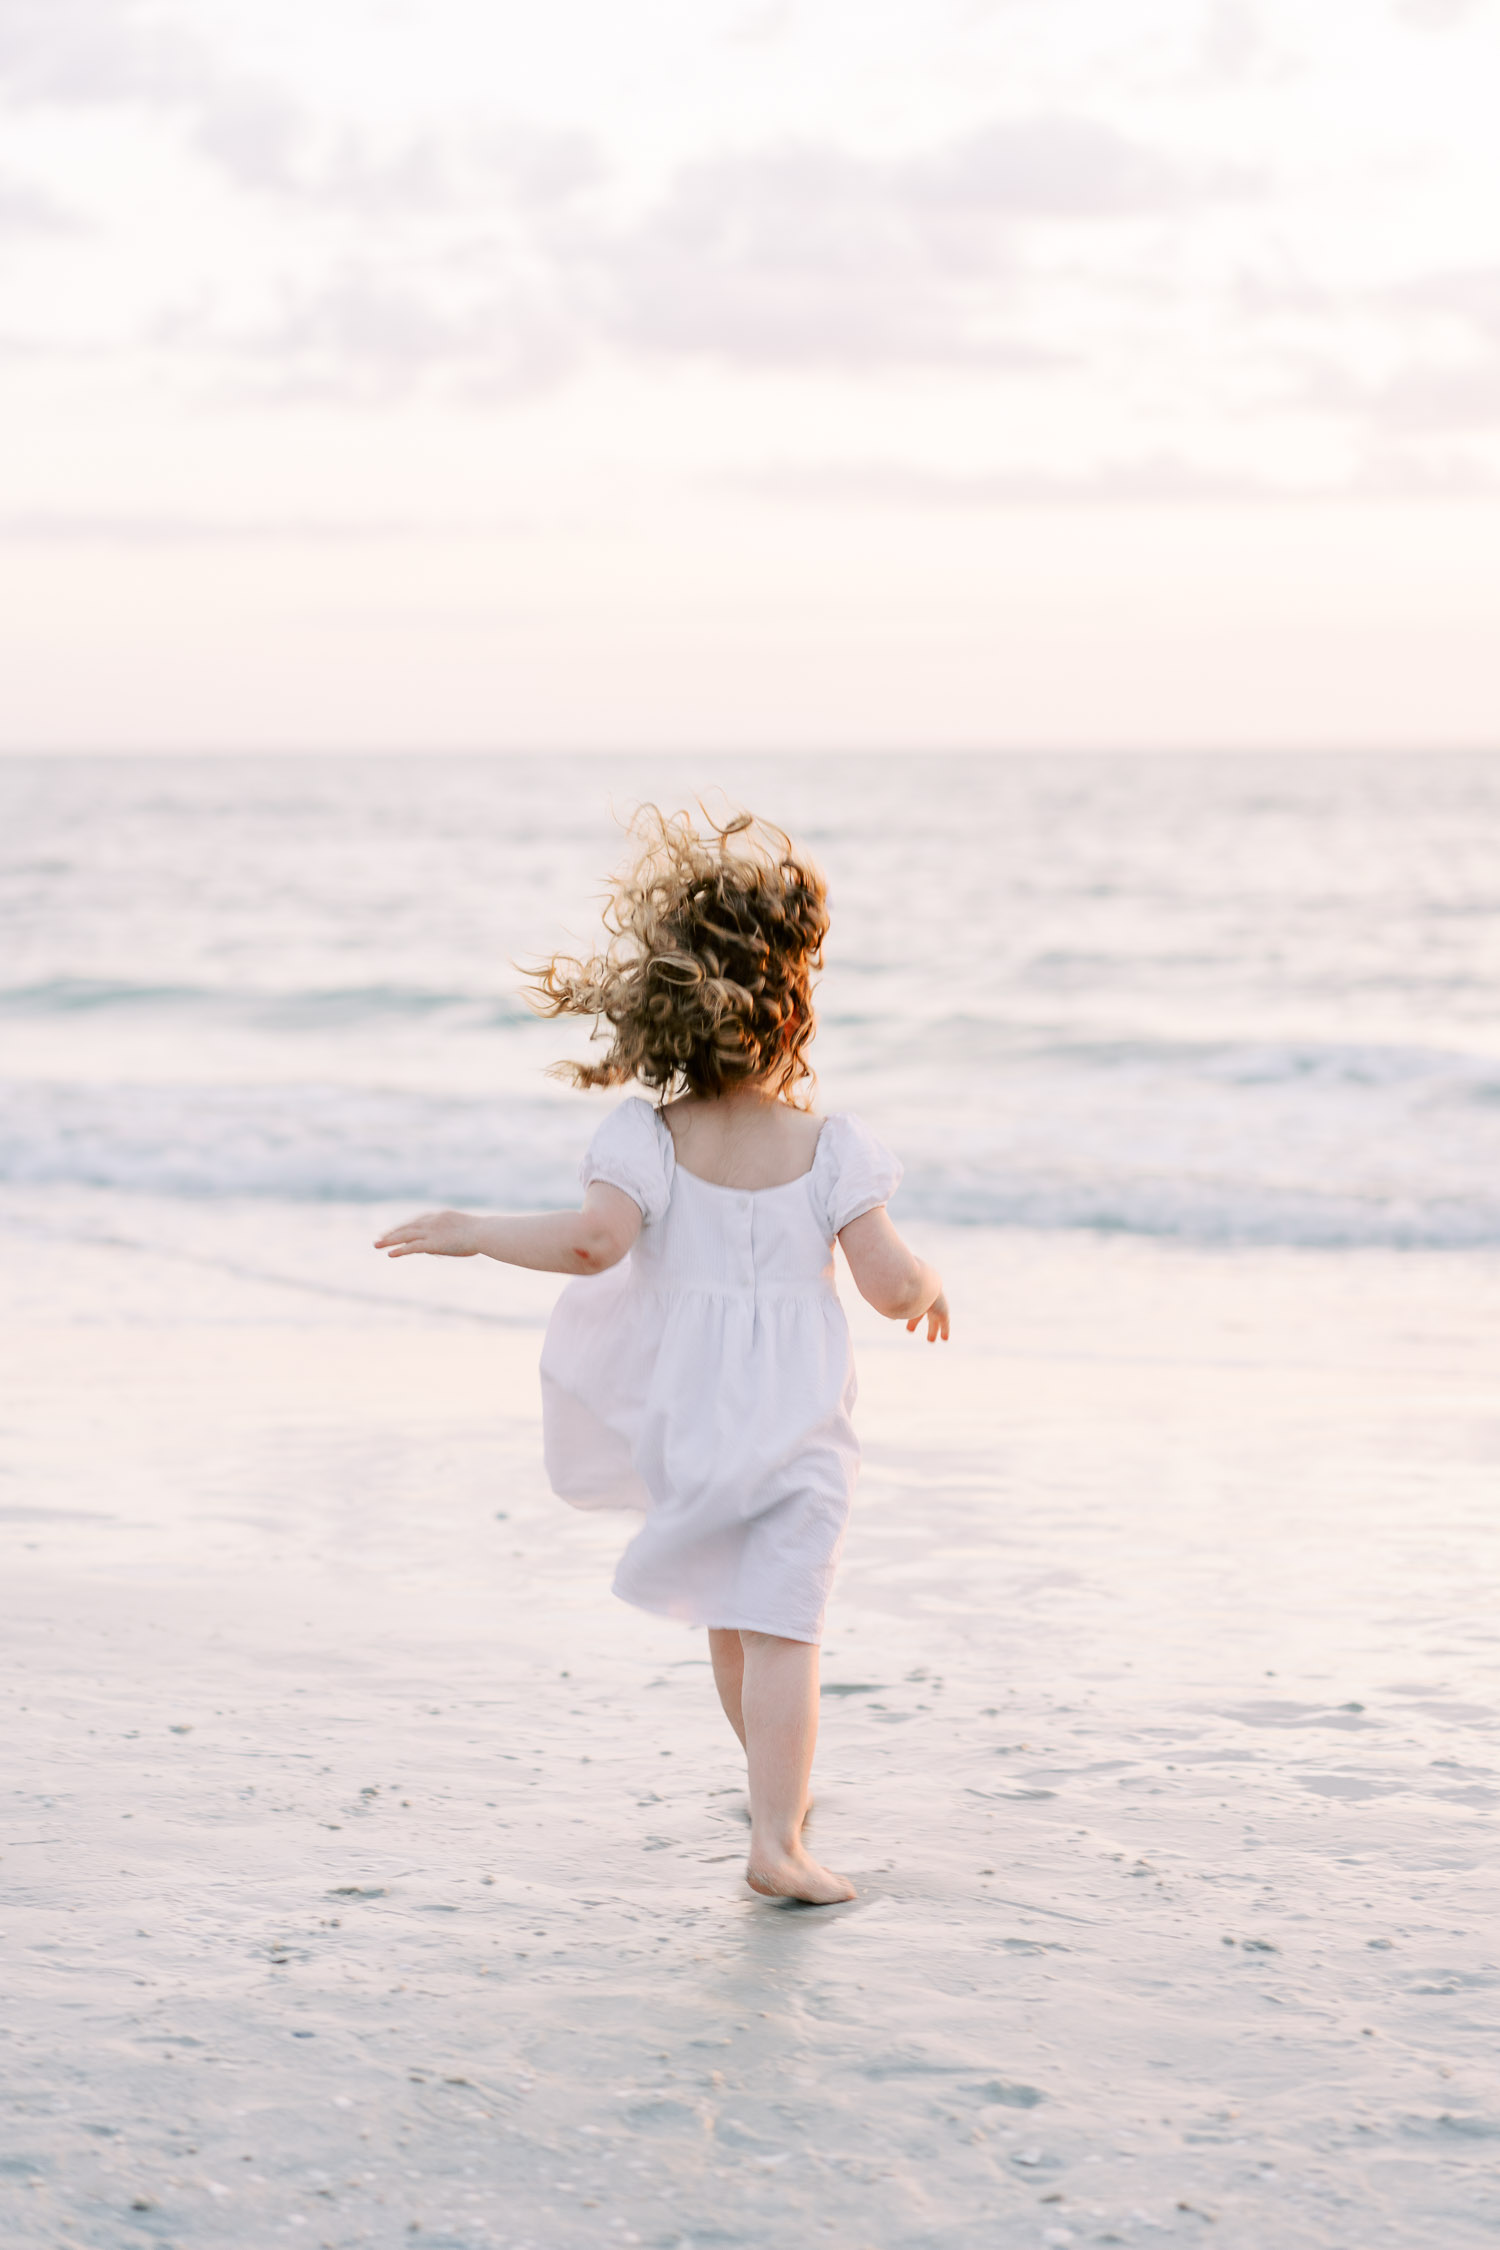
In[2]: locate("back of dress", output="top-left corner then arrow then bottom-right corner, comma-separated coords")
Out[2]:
540,1098 -> 901,1643
629,1117 -> 845,1300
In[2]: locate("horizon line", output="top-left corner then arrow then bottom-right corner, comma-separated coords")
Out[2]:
2,742 -> 1498,761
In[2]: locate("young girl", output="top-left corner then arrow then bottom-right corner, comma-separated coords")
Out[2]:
376,809 -> 949,1905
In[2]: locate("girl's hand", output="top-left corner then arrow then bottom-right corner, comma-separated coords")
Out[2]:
375,1210 -> 480,1258
907,1290 -> 950,1344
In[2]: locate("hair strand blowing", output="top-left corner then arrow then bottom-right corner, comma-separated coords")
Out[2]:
528,806 -> 829,1103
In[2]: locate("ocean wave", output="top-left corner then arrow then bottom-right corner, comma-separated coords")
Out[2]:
825,1018 -> 1500,1097
3,1074 -> 1497,1249
0,1083 -> 578,1206
0,978 -> 535,1027
892,1172 -> 1500,1251
7,975 -> 1500,1110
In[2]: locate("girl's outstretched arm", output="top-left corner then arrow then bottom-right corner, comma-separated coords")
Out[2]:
374,1182 -> 642,1276
837,1207 -> 950,1342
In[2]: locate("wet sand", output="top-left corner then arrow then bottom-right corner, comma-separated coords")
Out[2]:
4,1207 -> 1500,2248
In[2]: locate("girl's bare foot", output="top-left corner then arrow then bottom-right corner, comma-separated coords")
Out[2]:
746,1844 -> 856,1905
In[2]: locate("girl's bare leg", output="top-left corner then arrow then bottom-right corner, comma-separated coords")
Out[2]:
710,1626 -> 817,1827
738,1631 -> 855,1905
708,1627 -> 747,1748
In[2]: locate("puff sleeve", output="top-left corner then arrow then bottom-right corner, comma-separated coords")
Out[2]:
579,1096 -> 675,1225
810,1111 -> 904,1238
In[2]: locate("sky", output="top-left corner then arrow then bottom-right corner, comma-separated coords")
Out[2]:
2,0 -> 1500,752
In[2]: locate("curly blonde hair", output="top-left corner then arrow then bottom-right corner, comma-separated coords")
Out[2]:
530,806 -> 830,1102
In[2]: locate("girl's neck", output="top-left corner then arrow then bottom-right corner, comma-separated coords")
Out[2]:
676,1081 -> 781,1110
660,1080 -> 823,1190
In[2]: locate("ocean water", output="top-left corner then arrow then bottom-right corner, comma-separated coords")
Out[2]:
3,749 -> 1498,1249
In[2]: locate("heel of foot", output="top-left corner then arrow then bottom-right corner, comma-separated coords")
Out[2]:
745,1852 -> 856,1907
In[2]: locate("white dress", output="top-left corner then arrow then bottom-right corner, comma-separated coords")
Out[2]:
539,1098 -> 902,1644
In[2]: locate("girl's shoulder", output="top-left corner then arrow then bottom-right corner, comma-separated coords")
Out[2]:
810,1111 -> 904,1236
579,1096 -> 674,1223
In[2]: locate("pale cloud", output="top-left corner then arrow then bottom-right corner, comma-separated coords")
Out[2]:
1394,0 -> 1487,25
0,0 -> 313,208
908,113 -> 1246,215
1346,364 -> 1500,437
133,111 -> 1242,392
0,5 -> 1485,439
1200,0 -> 1268,78
726,1 -> 797,44
592,116 -> 1230,369
0,0 -> 289,150
255,115 -> 1242,385
739,446 -> 1500,509
737,456 -> 1321,508
1314,268 -> 1500,439
234,261 -> 579,401
0,0 -> 189,106
0,509 -> 424,542
594,137 -> 1035,370
199,117 -> 603,215
0,166 -> 79,232
1401,265 -> 1500,339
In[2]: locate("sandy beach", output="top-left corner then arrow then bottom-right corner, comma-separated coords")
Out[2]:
6,1203 -> 1499,2249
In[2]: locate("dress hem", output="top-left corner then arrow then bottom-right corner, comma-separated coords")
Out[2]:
611,1582 -> 823,1645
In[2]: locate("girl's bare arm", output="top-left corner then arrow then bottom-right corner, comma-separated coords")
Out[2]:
837,1206 -> 950,1342
374,1181 -> 643,1275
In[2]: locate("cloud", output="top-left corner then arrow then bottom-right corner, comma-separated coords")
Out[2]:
592,117 -> 1247,369
1400,265 -> 1500,340
1343,363 -> 1500,436
1199,0 -> 1281,80
0,0 -> 315,202
736,455 -> 1346,509
907,114 -> 1234,216
737,443 -> 1500,509
725,1 -> 796,44
0,4 -> 1262,386
0,16 -> 1262,397
0,2 -> 602,396
265,125 -> 604,218
0,165 -> 80,233
232,115 -> 1240,384
1202,0 -> 1259,74
0,504 -> 560,542
0,509 -> 424,543
0,0 -> 601,218
594,140 -> 1029,367
0,0 -> 189,106
205,262 -> 579,403
118,108 -> 1236,394
1314,268 -> 1500,437
1394,0 -> 1485,25
1349,444 -> 1500,495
